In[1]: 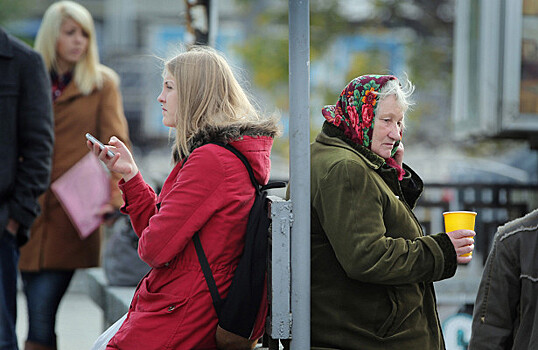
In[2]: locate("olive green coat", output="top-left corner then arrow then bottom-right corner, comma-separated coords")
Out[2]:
19,68 -> 130,271
310,123 -> 457,350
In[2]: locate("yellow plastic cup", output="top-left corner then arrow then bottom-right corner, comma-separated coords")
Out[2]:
443,211 -> 477,257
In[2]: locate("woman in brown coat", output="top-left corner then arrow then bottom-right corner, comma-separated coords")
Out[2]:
18,2 -> 130,349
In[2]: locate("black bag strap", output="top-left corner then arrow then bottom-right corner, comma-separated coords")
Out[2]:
193,232 -> 222,316
191,143 -> 259,320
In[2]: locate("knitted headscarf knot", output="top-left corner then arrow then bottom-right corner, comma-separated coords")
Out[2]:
322,74 -> 405,179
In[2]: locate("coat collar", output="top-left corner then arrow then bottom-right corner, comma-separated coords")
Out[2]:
0,29 -> 14,58
189,120 -> 279,150
317,121 -> 418,200
173,119 -> 280,162
54,80 -> 84,103
317,121 -> 386,171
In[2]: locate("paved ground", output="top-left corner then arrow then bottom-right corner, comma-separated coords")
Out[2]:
12,197 -> 484,350
13,263 -> 481,350
16,272 -> 103,350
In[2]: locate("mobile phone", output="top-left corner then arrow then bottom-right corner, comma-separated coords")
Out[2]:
85,133 -> 115,158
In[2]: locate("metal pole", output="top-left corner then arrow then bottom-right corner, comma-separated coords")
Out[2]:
288,1 -> 310,349
208,0 -> 218,47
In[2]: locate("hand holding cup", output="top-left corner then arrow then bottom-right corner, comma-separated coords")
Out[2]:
444,211 -> 477,264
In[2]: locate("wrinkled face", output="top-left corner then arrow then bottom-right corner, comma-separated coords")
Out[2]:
56,17 -> 88,69
371,94 -> 404,159
157,72 -> 178,127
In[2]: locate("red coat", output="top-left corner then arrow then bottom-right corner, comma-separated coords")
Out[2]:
107,130 -> 276,349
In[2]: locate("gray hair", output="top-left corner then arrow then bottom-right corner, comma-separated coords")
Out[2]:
376,75 -> 415,112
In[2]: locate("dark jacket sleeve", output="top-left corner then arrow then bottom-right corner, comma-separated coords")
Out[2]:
469,235 -> 520,349
9,49 -> 53,245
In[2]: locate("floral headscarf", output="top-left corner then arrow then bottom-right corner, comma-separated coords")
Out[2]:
322,74 -> 400,157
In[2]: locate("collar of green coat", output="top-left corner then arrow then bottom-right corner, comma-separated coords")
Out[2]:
317,121 -> 421,201
318,121 -> 386,170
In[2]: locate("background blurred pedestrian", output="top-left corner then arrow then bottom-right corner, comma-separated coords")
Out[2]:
17,2 -> 130,349
89,46 -> 280,349
0,26 -> 54,350
309,74 -> 475,349
469,208 -> 538,349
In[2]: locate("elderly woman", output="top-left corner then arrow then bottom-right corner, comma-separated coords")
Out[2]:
310,74 -> 475,349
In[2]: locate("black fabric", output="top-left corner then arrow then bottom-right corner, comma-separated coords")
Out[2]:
191,143 -> 285,339
193,232 -> 222,315
0,28 -> 54,246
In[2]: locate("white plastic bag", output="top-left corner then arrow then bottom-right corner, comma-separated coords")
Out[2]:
91,313 -> 127,350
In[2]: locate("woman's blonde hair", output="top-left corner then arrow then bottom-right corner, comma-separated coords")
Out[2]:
164,46 -> 261,157
35,0 -> 113,95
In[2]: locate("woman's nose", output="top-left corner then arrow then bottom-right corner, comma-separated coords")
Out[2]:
388,124 -> 400,140
75,32 -> 85,43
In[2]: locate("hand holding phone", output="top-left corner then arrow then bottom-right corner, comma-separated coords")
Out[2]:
86,134 -> 139,182
85,133 -> 115,158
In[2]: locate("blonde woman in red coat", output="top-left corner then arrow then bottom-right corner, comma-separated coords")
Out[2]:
89,46 -> 280,349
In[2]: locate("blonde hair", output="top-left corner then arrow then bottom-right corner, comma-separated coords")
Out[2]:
164,46 -> 261,157
35,1 -> 114,95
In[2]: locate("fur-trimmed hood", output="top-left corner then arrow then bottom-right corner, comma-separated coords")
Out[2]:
187,118 -> 281,153
175,118 -> 279,186
173,118 -> 281,162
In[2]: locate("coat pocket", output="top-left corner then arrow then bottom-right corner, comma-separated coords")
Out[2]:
375,288 -> 398,338
113,287 -> 190,349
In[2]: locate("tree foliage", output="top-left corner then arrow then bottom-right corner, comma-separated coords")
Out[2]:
0,0 -> 33,26
233,0 -> 455,103
232,0 -> 456,151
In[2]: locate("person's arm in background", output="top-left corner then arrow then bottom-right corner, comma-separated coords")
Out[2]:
469,234 -> 520,350
96,68 -> 131,223
8,49 -> 53,246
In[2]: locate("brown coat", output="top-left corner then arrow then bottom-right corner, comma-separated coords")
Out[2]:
19,67 -> 130,271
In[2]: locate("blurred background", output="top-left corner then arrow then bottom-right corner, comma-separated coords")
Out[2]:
2,0 -> 538,349
3,0 -> 537,186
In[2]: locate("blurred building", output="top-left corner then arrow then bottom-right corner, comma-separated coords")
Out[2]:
453,0 -> 538,149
